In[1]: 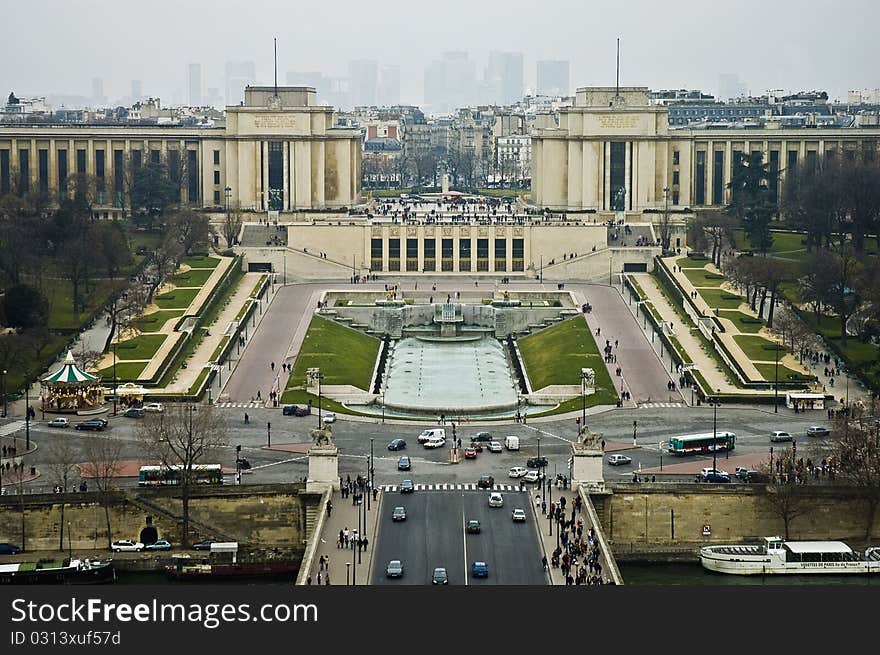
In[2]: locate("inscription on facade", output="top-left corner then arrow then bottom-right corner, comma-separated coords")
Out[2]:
254,116 -> 299,129
598,115 -> 639,129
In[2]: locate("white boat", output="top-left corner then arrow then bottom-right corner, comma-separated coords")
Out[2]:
700,536 -> 880,575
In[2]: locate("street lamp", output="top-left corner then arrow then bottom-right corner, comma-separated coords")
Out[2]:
25,382 -> 30,450
381,389 -> 385,424
235,444 -> 242,485
711,391 -> 721,476
369,438 -> 375,509
581,370 -> 588,430
633,420 -> 638,447
774,341 -> 780,413
346,561 -> 351,585
315,370 -> 325,429
1,369 -> 6,418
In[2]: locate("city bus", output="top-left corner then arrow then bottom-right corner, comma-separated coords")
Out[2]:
138,464 -> 224,487
665,432 -> 736,456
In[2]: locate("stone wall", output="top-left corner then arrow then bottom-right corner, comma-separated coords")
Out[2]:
593,483 -> 880,552
0,484 -> 319,553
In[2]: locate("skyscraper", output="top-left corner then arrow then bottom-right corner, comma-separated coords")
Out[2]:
348,59 -> 378,106
379,65 -> 401,106
91,77 -> 105,106
718,73 -> 748,100
189,63 -> 202,106
487,51 -> 524,104
131,80 -> 143,103
536,60 -> 570,97
225,60 -> 256,106
424,52 -> 476,114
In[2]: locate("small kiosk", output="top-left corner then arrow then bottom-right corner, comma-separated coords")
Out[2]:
785,391 -> 826,411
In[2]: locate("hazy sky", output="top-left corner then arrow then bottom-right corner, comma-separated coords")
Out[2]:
3,0 -> 878,105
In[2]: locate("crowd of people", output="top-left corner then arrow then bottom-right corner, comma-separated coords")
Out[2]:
544,495 -> 612,585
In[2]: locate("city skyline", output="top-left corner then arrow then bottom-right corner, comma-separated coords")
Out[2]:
2,0 -> 879,108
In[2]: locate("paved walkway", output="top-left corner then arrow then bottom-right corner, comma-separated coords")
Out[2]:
306,488 -> 382,586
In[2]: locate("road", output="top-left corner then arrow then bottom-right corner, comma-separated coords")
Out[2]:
370,490 -> 547,585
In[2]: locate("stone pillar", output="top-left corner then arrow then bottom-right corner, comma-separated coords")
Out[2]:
306,425 -> 340,493
441,173 -> 449,194
570,432 -> 605,493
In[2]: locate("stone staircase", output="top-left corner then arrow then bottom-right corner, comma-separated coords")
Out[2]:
304,503 -> 320,542
124,490 -> 240,544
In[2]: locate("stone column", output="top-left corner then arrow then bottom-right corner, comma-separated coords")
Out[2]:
570,437 -> 605,493
306,426 -> 340,493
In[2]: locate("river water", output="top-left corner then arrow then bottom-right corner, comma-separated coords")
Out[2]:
619,562 -> 877,585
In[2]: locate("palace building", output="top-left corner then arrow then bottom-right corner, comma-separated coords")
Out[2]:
0,86 -> 361,215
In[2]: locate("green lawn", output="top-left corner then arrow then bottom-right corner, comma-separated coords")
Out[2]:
517,316 -> 617,405
733,335 -> 786,362
796,310 -> 880,392
154,287 -> 200,310
753,363 -> 814,383
183,255 -> 221,269
698,288 -> 746,310
717,310 -> 765,334
94,361 -> 149,381
42,278 -> 127,330
676,256 -> 712,269
681,268 -> 725,288
171,268 -> 215,287
133,309 -> 185,333
731,229 -> 809,262
284,315 -> 380,392
112,334 -> 167,360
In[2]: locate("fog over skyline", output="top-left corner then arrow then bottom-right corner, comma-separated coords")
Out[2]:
3,0 -> 879,107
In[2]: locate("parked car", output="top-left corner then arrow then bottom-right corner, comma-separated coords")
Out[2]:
418,428 -> 445,444
283,405 -> 310,417
397,456 -> 411,471
47,417 -> 69,428
471,432 -> 493,444
470,442 -> 483,453
75,419 -> 106,431
111,540 -> 144,552
465,520 -> 481,534
511,509 -> 527,522
432,567 -> 448,585
387,439 -> 407,451
423,436 -> 446,449
144,539 -> 172,551
471,561 -> 489,578
487,441 -> 503,453
523,470 -> 544,483
0,543 -> 22,555
400,479 -> 415,493
192,539 -> 217,551
488,492 -> 503,507
508,467 -> 528,478
607,454 -> 632,466
700,467 -> 729,478
806,426 -> 830,438
504,435 -> 520,451
745,470 -> 771,483
123,407 -> 145,418
770,430 -> 793,443
143,402 -> 164,413
477,474 -> 495,489
386,560 -> 404,578
322,412 -> 336,424
464,447 -> 478,459
702,472 -> 731,483
526,456 -> 548,468
735,467 -> 750,480
392,506 -> 407,522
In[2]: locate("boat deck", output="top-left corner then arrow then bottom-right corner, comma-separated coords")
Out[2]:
708,545 -> 765,556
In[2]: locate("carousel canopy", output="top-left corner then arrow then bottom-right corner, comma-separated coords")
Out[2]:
43,350 -> 99,384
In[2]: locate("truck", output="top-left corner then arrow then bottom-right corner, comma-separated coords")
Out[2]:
504,435 -> 520,451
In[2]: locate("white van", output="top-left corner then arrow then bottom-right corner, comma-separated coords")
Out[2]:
418,428 -> 446,444
504,435 -> 520,451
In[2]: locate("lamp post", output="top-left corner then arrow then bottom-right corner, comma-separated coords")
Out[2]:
112,343 -> 118,416
633,420 -> 638,447
1,368 -> 7,418
548,468 -> 553,537
25,381 -> 30,450
581,370 -> 587,430
235,444 -> 242,485
315,370 -> 325,429
369,438 -> 375,509
774,340 -> 780,413
712,392 -> 720,475
67,521 -> 72,560
267,422 -> 271,448
346,562 -> 351,585
381,390 -> 385,424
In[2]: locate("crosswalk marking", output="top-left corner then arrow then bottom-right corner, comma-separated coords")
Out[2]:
0,420 -> 26,438
379,483 -> 526,493
215,402 -> 263,409
639,402 -> 685,409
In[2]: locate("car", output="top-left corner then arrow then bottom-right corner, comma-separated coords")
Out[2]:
471,561 -> 489,578
387,438 -> 407,451
123,407 -> 145,418
487,441 -> 503,453
471,432 -> 493,444
432,567 -> 448,585
703,472 -> 731,483
511,508 -> 527,522
391,506 -> 407,521
75,419 -> 106,431
143,402 -> 164,413
464,447 -> 478,459
423,436 -> 446,449
111,540 -> 144,552
282,404 -> 310,417
477,474 -> 495,489
745,470 -> 771,483
700,467 -> 729,478
526,456 -> 548,468
508,466 -> 528,478
735,466 -> 750,480
417,428 -> 445,444
400,479 -> 415,493
397,455 -> 411,471
523,470 -> 544,483
386,560 -> 404,578
466,520 -> 481,534
192,539 -> 217,551
607,454 -> 632,466
806,426 -> 831,438
770,430 -> 793,443
144,539 -> 172,551
470,442 -> 483,453
488,492 -> 503,507
322,412 -> 336,424
0,543 -> 22,555
47,417 -> 69,428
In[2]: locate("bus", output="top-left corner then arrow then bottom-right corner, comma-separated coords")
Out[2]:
665,432 -> 736,456
138,464 -> 224,487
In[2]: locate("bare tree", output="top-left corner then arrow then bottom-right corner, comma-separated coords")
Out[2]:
136,404 -> 228,547
146,233 -> 184,301
222,201 -> 244,248
831,401 -> 880,539
103,284 -> 149,353
81,437 -> 124,549
45,439 -> 80,551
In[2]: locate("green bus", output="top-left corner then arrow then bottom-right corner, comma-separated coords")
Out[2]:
665,432 -> 736,456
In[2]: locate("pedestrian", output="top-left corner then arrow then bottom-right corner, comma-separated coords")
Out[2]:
271,361 -> 275,371
244,412 -> 249,424
541,500 -> 547,515
307,575 -> 312,585
327,500 -> 332,517
542,555 -> 548,571
319,555 -> 325,571
338,529 -> 344,548
317,571 -> 322,585
256,390 -> 261,400
362,536 -> 368,550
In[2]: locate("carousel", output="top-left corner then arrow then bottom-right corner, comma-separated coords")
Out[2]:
41,350 -> 106,414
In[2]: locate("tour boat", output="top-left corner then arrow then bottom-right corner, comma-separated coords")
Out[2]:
700,536 -> 880,575
0,558 -> 116,585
